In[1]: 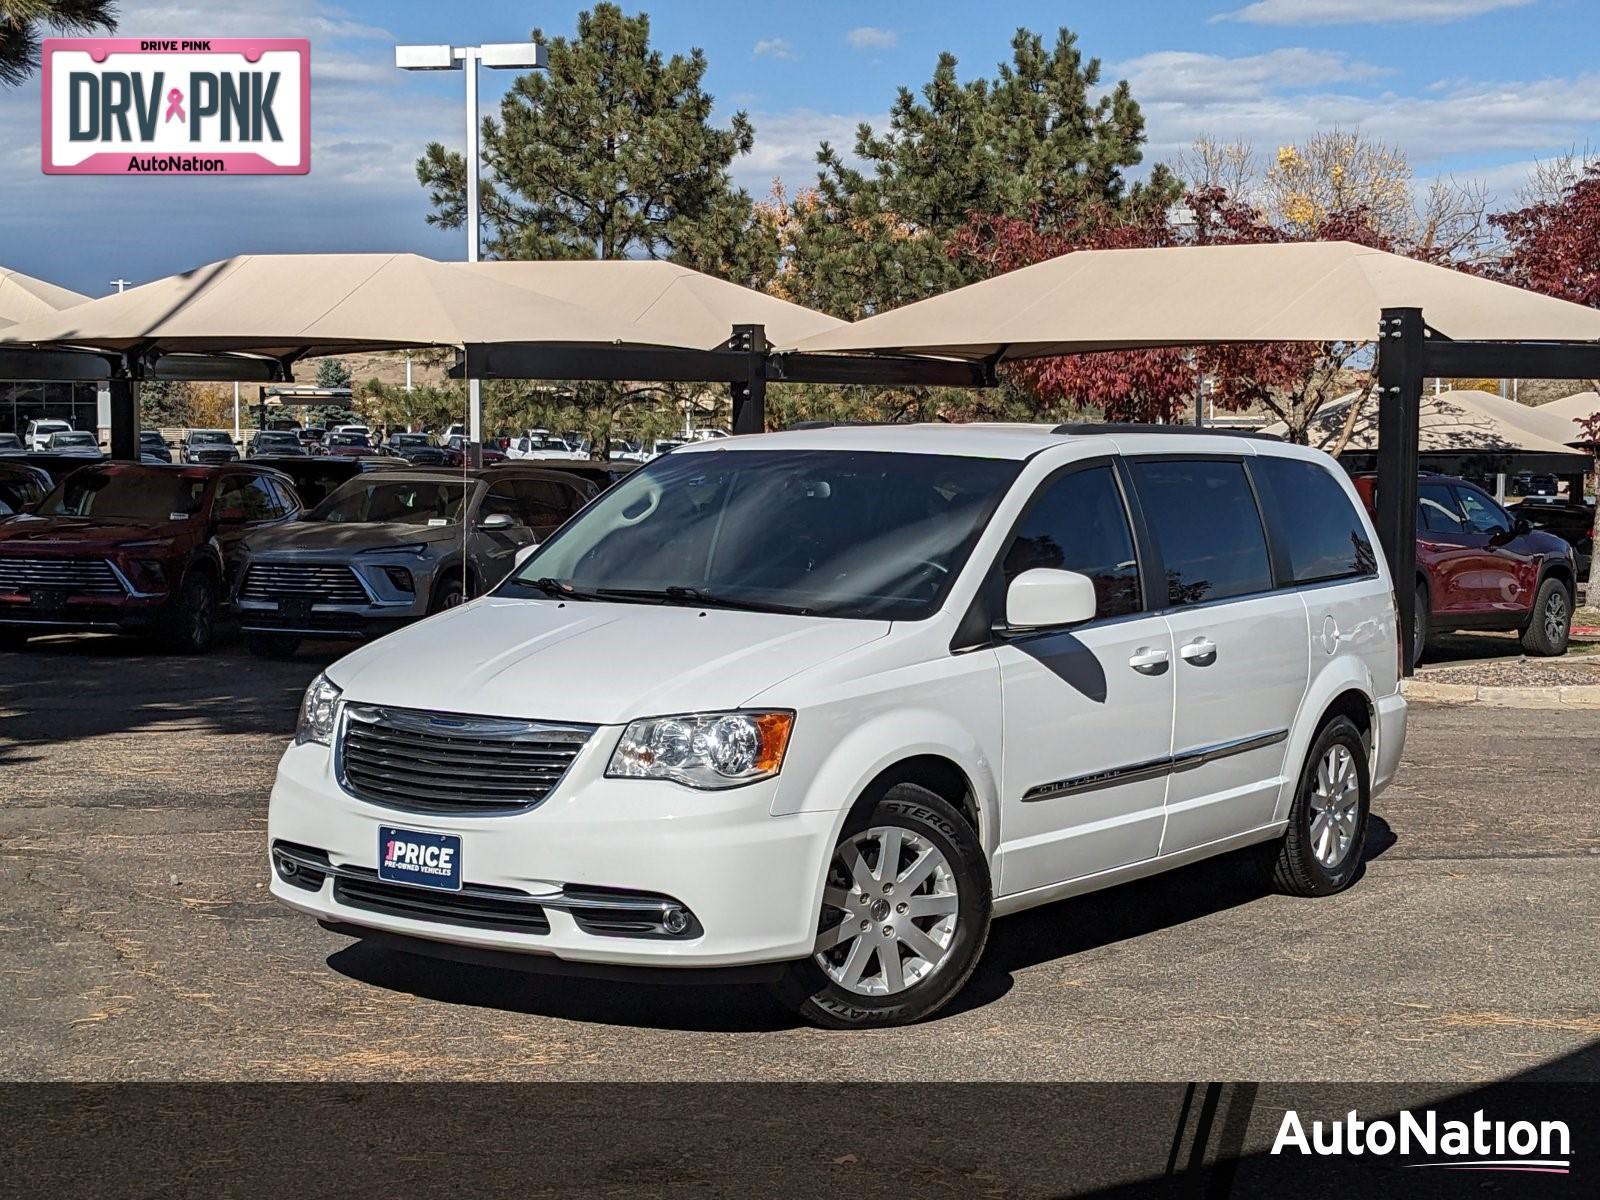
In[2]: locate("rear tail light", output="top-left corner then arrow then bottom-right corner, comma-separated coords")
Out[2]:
1390,586 -> 1403,677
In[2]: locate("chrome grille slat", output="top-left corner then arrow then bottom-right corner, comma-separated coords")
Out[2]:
241,562 -> 368,604
337,704 -> 595,814
0,557 -> 124,595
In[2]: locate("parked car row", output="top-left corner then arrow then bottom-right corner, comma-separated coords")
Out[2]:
0,460 -> 606,654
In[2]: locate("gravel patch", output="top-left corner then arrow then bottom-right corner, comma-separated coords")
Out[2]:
1417,656 -> 1600,688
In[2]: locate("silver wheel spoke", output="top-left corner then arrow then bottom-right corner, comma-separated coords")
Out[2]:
907,892 -> 957,918
822,885 -> 855,912
897,848 -> 938,891
838,935 -> 874,989
814,919 -> 859,953
879,942 -> 904,993
838,842 -> 876,895
875,828 -> 902,881
896,921 -> 946,966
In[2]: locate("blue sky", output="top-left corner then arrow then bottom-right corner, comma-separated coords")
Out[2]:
3,0 -> 1598,295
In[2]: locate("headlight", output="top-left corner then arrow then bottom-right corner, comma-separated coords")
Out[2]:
295,673 -> 343,746
606,710 -> 794,789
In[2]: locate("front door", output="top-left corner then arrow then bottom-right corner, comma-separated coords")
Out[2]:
1452,483 -> 1535,616
995,461 -> 1174,897
1124,456 -> 1310,855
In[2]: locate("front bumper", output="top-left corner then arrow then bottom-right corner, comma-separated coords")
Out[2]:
237,553 -> 429,638
266,738 -> 838,969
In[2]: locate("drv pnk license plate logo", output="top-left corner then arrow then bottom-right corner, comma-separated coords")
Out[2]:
378,827 -> 463,892
42,39 -> 309,175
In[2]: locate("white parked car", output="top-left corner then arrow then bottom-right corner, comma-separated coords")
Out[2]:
268,424 -> 1406,1027
24,419 -> 73,450
507,431 -> 586,461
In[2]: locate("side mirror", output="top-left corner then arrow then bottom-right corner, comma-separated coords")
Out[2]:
1006,568 -> 1098,629
513,543 -> 539,568
1513,516 -> 1532,535
479,512 -> 518,531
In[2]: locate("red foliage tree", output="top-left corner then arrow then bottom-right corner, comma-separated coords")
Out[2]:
1490,165 -> 1600,307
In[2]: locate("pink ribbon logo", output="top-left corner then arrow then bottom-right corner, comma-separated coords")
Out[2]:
164,87 -> 185,123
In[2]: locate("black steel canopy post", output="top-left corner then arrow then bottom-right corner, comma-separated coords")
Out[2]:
1375,307 -> 1425,675
107,360 -> 140,462
729,324 -> 767,435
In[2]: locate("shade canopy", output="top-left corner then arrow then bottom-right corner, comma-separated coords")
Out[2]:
1534,391 -> 1600,433
796,241 -> 1600,360
0,265 -> 87,331
1264,388 -> 1590,466
0,253 -> 670,358
468,260 -> 843,350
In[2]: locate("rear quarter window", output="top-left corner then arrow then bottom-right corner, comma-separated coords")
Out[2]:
1250,456 -> 1378,584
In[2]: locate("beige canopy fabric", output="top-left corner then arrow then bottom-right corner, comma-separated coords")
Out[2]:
0,253 -> 667,357
0,265 -> 87,331
1261,389 -> 1589,457
796,241 -> 1600,359
1534,391 -> 1600,436
467,260 -> 843,350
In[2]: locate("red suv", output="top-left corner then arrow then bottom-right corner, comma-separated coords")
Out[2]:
1353,472 -> 1578,665
0,462 -> 300,652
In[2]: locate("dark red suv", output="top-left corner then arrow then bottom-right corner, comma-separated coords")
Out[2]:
1353,472 -> 1578,665
0,462 -> 300,652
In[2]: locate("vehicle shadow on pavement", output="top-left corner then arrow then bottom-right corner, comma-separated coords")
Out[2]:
324,940 -> 802,1032
945,815 -> 1399,1019
324,816 -> 1398,1032
0,634 -> 338,765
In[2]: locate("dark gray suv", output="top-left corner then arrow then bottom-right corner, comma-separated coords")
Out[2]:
233,465 -> 594,656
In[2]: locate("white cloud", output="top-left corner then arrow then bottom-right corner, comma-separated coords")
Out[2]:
733,108 -> 882,196
1118,48 -> 1390,102
845,26 -> 898,51
1214,0 -> 1531,25
753,37 -> 796,61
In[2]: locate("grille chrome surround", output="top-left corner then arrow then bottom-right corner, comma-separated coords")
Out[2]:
336,704 -> 595,814
0,556 -> 125,596
241,561 -> 370,605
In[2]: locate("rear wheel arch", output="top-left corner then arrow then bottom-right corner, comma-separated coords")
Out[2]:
1317,687 -> 1375,762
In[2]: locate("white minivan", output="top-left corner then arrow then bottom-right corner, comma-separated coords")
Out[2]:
268,424 -> 1406,1027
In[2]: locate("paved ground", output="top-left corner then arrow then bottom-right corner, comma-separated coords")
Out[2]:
2,632 -> 1596,1082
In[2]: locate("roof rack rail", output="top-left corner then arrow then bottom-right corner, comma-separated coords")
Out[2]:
1052,423 -> 1283,442
784,419 -> 895,430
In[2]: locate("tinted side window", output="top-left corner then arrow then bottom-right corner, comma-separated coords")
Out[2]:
1454,485 -> 1512,535
1131,458 -> 1273,606
1001,464 -> 1140,618
1418,483 -> 1465,534
1251,456 -> 1377,584
517,478 -> 585,519
479,483 -> 523,522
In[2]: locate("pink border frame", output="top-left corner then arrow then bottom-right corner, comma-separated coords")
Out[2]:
41,38 -> 310,175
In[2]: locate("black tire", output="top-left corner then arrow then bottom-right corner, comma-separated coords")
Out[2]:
429,573 -> 468,614
245,633 -> 301,659
1520,576 -> 1571,657
1269,716 -> 1371,898
158,570 -> 218,654
771,782 -> 991,1029
1411,581 -> 1430,668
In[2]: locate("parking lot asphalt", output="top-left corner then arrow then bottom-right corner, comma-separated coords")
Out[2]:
2,632 -> 1596,1083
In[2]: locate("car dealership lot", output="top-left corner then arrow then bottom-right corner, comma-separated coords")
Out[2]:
1,634 -> 1596,1082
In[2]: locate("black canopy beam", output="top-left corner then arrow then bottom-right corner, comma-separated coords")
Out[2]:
0,348 -> 113,381
1424,339 -> 1600,381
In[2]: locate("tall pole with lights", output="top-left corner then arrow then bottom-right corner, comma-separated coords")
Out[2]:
395,40 -> 547,466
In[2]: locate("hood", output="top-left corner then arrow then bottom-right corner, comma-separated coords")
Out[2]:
0,514 -> 189,548
325,595 -> 891,725
245,519 -> 456,555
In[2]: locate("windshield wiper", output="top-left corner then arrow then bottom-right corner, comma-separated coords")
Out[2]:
594,585 -> 810,615
507,576 -> 598,601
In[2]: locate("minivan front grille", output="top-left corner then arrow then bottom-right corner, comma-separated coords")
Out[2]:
241,562 -> 369,604
0,556 -> 124,595
337,704 -> 594,814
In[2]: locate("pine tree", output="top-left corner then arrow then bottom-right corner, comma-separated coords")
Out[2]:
782,26 -> 1175,320
314,358 -> 352,390
0,0 -> 115,86
415,3 -> 773,282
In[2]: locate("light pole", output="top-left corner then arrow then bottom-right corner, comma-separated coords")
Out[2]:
395,40 -> 547,466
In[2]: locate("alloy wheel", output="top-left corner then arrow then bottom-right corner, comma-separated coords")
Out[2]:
1543,588 -> 1568,644
1308,744 -> 1360,869
814,826 -> 959,996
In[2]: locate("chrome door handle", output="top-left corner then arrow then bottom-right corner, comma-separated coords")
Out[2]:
1128,647 -> 1170,675
1180,637 -> 1217,665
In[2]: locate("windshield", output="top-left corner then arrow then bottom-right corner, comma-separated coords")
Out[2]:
328,434 -> 368,447
0,435 -> 20,449
309,477 -> 467,525
50,433 -> 97,446
504,449 -> 1019,620
190,431 -> 231,445
392,433 -> 428,445
38,467 -> 207,520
